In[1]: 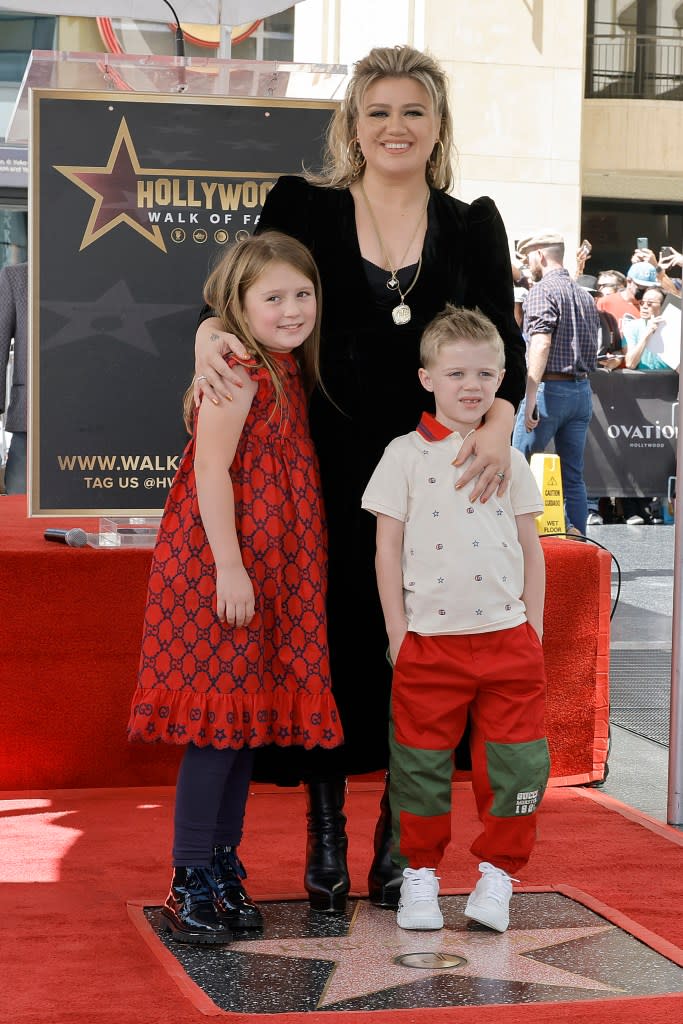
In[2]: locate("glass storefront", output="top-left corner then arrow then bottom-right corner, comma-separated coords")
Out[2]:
582,198 -> 683,278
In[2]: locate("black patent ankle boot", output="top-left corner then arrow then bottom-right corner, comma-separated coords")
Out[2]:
211,845 -> 263,930
304,777 -> 350,914
161,866 -> 232,944
367,773 -> 404,909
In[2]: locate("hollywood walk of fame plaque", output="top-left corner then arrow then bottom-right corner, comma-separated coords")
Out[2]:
28,74 -> 337,514
135,893 -> 683,1014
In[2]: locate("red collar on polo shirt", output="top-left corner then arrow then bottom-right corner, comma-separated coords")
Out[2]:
416,411 -> 481,442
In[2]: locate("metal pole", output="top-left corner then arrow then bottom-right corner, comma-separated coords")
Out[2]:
667,243 -> 683,825
219,24 -> 233,59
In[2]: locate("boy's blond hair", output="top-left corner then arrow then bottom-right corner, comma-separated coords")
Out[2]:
420,304 -> 506,369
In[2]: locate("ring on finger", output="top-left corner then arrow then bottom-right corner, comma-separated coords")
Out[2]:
196,375 -> 208,383
496,471 -> 505,480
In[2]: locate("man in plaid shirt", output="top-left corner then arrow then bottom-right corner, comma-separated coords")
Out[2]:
511,231 -> 599,535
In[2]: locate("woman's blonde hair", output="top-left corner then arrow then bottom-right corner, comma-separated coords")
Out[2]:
307,45 -> 455,192
183,231 -> 322,432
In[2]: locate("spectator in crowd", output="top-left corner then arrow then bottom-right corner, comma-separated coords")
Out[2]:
658,245 -> 683,288
622,286 -> 673,372
595,268 -> 640,332
630,246 -> 682,296
0,261 -> 28,495
619,285 -> 673,526
576,274 -> 624,371
578,274 -> 623,527
512,231 -> 599,536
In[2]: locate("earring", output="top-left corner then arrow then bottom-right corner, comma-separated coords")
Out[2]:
346,138 -> 366,179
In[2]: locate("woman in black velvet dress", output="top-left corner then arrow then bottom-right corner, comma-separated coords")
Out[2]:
194,45 -> 526,915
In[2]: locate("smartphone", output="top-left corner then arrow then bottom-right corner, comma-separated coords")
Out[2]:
526,405 -> 539,433
579,238 -> 592,256
637,236 -> 649,249
660,245 -> 674,259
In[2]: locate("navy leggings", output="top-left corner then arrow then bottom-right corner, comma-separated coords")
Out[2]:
172,743 -> 255,867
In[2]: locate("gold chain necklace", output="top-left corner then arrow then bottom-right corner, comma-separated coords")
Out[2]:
359,181 -> 429,326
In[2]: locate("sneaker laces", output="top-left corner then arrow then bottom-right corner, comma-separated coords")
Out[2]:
478,862 -> 518,905
402,867 -> 439,903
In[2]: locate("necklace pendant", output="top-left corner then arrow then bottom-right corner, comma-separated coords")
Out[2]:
387,275 -> 399,291
392,302 -> 411,326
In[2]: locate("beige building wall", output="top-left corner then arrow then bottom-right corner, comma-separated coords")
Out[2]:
582,99 -> 683,202
56,17 -> 102,52
294,0 -> 590,264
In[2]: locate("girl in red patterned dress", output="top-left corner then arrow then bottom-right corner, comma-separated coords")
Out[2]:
128,232 -> 342,945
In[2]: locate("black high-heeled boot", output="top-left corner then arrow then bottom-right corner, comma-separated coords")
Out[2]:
211,845 -> 263,930
367,773 -> 404,908
161,866 -> 233,944
304,777 -> 350,914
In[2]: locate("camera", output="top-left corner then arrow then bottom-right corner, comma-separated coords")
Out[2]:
660,245 -> 674,259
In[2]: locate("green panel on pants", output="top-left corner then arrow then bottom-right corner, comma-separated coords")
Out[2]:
486,738 -> 551,817
389,719 -> 453,816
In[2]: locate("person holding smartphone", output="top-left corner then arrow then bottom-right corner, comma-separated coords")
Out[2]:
622,287 -> 672,372
630,243 -> 681,296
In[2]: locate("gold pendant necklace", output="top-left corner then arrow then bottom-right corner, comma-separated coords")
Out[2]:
359,181 -> 428,325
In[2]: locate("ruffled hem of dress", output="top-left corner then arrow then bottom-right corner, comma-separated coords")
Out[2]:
127,688 -> 343,750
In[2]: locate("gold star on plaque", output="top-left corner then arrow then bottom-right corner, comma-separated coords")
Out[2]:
54,118 -> 166,253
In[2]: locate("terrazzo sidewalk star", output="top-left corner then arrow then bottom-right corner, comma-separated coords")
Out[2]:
135,891 -> 683,1013
229,902 -> 619,1006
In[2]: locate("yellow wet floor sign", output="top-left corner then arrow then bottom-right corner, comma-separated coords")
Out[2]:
530,453 -> 566,535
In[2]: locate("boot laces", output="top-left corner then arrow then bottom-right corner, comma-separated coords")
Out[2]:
214,845 -> 247,882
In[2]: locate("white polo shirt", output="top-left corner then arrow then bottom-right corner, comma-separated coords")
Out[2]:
361,413 -> 544,636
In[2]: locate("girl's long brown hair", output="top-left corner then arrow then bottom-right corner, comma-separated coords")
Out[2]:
184,231 -> 323,432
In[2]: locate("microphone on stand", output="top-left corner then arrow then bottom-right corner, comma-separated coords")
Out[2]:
161,0 -> 187,92
44,528 -> 88,548
162,0 -> 185,55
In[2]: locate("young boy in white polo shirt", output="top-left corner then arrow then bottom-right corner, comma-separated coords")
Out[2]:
362,305 -> 549,934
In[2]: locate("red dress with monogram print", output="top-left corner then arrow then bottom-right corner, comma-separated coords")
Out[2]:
128,352 -> 342,750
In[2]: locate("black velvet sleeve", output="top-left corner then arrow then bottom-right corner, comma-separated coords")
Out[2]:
255,175 -> 314,245
464,196 -> 526,410
197,176 -> 313,327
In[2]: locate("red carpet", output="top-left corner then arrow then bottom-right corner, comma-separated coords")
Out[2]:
1,779 -> 681,1023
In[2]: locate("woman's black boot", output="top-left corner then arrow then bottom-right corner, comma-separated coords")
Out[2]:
211,845 -> 263,930
367,773 -> 404,908
304,777 -> 350,914
161,866 -> 233,944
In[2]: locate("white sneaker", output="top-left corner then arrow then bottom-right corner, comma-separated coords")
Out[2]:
464,862 -> 518,932
626,515 -> 645,525
396,867 -> 443,930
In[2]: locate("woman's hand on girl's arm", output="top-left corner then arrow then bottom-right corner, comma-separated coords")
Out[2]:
194,317 -> 249,407
453,397 -> 515,502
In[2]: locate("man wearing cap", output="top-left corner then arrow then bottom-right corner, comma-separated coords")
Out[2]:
596,266 -> 644,333
512,231 -> 600,535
